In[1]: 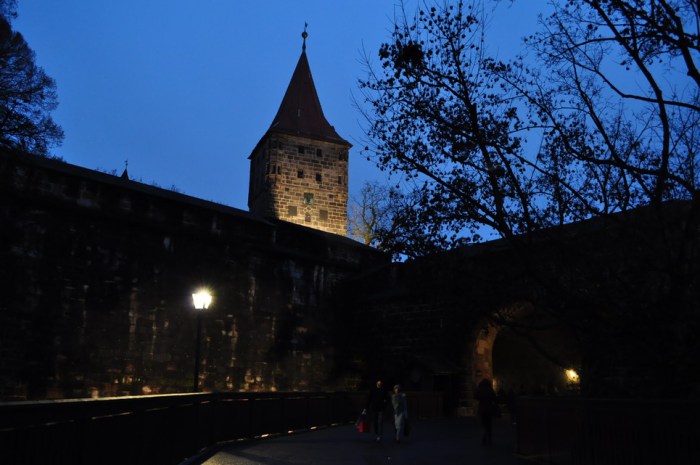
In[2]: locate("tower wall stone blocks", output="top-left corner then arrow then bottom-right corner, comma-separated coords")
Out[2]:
249,133 -> 349,236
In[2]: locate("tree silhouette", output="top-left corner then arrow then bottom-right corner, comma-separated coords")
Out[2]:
0,4 -> 63,155
359,0 -> 699,397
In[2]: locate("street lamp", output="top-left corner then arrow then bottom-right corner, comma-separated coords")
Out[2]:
192,290 -> 212,392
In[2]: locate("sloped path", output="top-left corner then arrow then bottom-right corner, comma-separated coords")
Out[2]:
184,417 -> 532,465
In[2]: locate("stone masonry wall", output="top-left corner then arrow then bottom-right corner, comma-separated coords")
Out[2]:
0,150 -> 384,400
334,245 -> 539,415
248,133 -> 349,236
336,204 -> 700,409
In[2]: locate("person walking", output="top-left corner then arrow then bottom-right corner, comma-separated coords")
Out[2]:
391,384 -> 408,443
475,378 -> 496,446
365,379 -> 390,442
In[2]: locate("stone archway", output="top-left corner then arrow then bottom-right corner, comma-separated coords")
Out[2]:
471,302 -> 533,391
472,321 -> 499,385
487,302 -> 582,397
461,319 -> 501,416
469,301 -> 582,402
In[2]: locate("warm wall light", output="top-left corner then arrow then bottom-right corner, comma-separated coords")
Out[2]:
566,369 -> 580,383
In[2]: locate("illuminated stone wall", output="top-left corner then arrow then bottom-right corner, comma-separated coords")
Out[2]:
0,150 -> 384,400
3,150 -> 692,405
248,133 -> 349,236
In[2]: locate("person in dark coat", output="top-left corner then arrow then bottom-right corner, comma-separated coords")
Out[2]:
475,378 -> 497,445
365,379 -> 390,441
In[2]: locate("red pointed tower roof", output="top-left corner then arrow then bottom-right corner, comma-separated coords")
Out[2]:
265,48 -> 350,147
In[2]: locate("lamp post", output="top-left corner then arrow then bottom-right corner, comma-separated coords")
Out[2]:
192,290 -> 212,392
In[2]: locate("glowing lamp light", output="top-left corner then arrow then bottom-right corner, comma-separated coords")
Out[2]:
192,290 -> 212,310
566,369 -> 580,383
191,289 -> 212,392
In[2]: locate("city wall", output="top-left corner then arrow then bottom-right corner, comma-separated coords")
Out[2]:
0,150 -> 386,400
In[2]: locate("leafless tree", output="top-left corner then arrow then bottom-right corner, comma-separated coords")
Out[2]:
349,181 -> 391,246
359,0 -> 699,396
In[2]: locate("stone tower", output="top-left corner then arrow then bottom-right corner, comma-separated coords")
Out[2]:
248,35 -> 351,236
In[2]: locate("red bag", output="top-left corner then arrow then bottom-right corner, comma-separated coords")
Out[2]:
356,412 -> 370,433
358,418 -> 369,433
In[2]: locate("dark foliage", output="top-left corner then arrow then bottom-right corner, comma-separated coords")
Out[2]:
0,4 -> 63,155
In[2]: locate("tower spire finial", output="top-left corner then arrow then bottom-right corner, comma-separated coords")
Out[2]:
301,22 -> 308,51
121,159 -> 130,180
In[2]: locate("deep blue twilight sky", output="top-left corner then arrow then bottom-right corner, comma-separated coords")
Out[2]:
15,1 -> 540,211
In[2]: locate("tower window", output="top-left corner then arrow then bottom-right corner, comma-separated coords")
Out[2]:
319,210 -> 328,221
303,193 -> 314,205
316,173 -> 322,183
338,153 -> 348,161
298,170 -> 304,178
287,206 -> 298,217
316,148 -> 323,157
277,166 -> 281,174
298,145 -> 305,154
337,176 -> 342,184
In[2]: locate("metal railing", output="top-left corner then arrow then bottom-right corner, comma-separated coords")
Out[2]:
0,390 -> 443,465
516,397 -> 700,465
0,392 -> 351,465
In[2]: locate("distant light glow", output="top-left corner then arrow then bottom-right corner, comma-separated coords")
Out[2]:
566,369 -> 580,383
192,290 -> 212,310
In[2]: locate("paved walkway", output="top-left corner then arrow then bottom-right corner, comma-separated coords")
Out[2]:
183,417 -> 532,465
